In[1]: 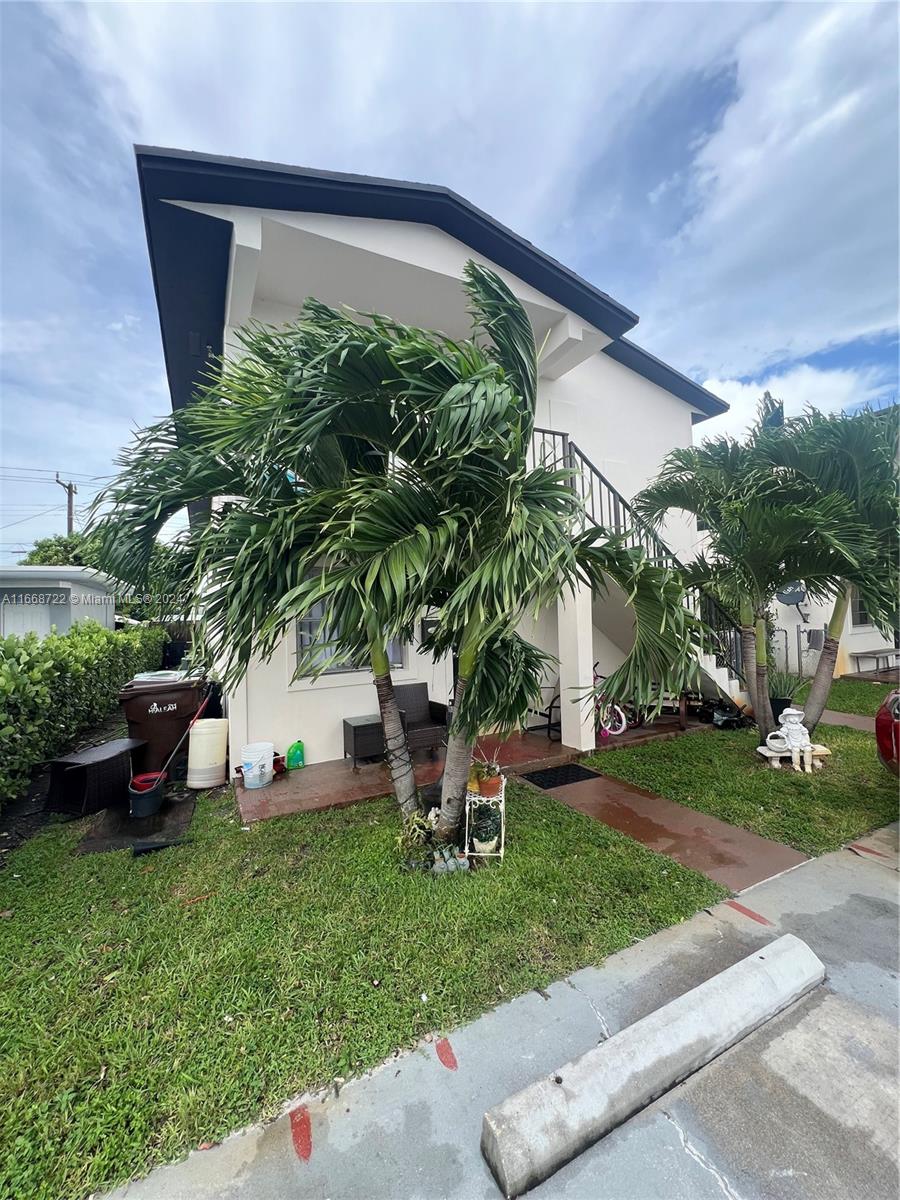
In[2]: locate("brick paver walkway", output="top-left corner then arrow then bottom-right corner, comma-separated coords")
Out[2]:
549,773 -> 808,892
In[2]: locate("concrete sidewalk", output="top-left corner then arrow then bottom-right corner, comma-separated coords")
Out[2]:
109,825 -> 899,1200
818,709 -> 877,732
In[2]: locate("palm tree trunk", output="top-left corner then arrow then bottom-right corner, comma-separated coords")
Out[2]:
368,629 -> 418,818
435,678 -> 476,839
435,631 -> 478,839
801,584 -> 850,735
754,615 -> 776,742
739,599 -> 760,720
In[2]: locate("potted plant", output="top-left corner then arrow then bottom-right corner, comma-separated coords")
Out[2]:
471,802 -> 502,854
471,755 -> 503,797
767,670 -> 805,723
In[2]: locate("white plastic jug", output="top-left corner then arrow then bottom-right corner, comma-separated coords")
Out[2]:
187,719 -> 229,789
241,741 -> 275,789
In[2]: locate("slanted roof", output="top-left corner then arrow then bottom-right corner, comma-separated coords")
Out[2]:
135,146 -> 727,422
0,566 -> 116,589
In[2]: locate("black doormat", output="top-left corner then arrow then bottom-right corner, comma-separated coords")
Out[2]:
76,795 -> 196,855
522,763 -> 601,790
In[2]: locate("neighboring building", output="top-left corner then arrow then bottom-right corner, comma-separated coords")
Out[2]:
136,146 -> 741,765
0,566 -> 116,638
772,587 -> 897,678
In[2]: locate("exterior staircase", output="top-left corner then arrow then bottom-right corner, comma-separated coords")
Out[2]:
530,427 -> 745,699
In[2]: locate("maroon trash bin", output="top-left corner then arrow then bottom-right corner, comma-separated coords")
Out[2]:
118,674 -> 206,774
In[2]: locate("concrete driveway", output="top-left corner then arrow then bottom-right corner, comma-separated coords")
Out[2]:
110,825 -> 899,1200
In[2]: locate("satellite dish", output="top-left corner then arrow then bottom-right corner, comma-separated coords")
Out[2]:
777,582 -> 807,606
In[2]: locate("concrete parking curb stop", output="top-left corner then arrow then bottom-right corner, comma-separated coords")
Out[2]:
481,934 -> 826,1197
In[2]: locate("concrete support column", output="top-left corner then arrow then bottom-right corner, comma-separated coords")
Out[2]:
556,584 -> 596,751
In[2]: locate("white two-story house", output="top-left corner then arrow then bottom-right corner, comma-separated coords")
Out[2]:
136,146 -> 746,764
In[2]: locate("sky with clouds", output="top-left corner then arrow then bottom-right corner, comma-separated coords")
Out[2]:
1,0 -> 897,561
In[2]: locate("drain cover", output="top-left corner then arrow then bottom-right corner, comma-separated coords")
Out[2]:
522,763 -> 601,790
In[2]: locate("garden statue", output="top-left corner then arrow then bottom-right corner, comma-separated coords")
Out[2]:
766,707 -> 814,773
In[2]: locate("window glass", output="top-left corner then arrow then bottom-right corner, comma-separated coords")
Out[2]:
850,588 -> 870,627
296,602 -> 405,674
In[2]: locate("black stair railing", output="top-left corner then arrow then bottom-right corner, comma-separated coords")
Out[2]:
530,426 -> 744,680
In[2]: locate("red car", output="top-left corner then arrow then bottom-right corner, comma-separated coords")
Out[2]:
875,691 -> 900,776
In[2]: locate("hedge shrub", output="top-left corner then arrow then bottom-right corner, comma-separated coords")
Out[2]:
0,621 -> 167,805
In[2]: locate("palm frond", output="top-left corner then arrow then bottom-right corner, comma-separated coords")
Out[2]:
462,261 -> 538,426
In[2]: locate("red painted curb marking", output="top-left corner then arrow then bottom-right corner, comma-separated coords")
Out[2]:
724,900 -> 774,927
848,843 -> 892,859
290,1105 -> 312,1162
435,1037 -> 458,1070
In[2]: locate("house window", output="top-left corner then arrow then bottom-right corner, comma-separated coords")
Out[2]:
295,602 -> 406,675
850,589 -> 870,627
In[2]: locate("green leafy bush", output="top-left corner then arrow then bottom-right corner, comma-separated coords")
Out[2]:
0,621 -> 167,805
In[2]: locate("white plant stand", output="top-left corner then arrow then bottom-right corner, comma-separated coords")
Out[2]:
464,777 -> 507,860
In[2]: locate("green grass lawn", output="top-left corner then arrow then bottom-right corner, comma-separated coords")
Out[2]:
586,726 -> 897,857
0,783 -> 722,1200
796,677 -> 895,717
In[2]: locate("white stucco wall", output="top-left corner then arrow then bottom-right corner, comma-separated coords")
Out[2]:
227,631 -> 454,767
70,584 -> 116,630
538,353 -> 700,558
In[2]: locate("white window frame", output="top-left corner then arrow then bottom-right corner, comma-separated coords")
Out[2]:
850,587 -> 872,629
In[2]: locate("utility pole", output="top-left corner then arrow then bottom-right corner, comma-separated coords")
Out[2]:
55,473 -> 78,535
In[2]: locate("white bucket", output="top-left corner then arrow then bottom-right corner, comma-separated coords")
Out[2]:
241,741 -> 275,789
187,719 -> 229,789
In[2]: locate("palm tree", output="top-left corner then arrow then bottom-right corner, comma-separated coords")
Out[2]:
635,400 -> 875,741
247,261 -> 705,832
94,262 -> 704,835
754,406 -> 898,731
91,413 -> 425,816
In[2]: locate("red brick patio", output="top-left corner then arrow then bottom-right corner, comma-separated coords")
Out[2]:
236,719 -> 711,824
237,730 -> 579,823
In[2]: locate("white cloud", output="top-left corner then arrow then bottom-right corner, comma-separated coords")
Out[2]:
1,0 -> 896,562
641,3 -> 898,379
106,314 -> 141,334
43,2 -> 758,248
698,362 -> 895,442
45,1 -> 898,388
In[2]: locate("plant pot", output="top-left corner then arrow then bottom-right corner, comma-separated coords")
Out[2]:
770,697 -> 793,723
473,834 -> 499,854
478,774 -> 502,798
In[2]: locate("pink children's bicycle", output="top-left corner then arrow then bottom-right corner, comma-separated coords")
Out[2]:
592,664 -> 628,738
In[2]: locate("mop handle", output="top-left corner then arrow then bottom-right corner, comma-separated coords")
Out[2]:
157,690 -> 211,779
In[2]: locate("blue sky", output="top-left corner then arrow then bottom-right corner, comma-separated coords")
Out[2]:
1,1 -> 897,562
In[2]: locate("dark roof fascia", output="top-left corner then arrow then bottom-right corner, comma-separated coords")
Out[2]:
135,146 -> 727,424
602,336 -> 728,422
135,144 -> 638,340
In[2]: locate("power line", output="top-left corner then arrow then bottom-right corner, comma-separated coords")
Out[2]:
0,465 -> 111,481
0,477 -> 106,495
0,504 -> 66,531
